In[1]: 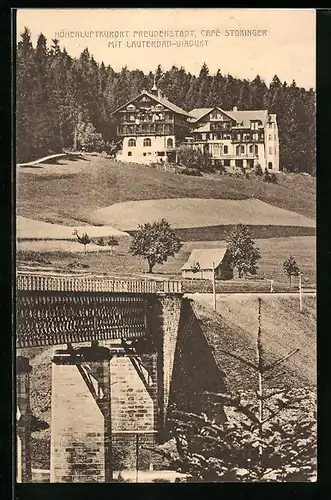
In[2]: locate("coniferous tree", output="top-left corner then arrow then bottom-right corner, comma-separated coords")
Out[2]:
15,29 -> 316,174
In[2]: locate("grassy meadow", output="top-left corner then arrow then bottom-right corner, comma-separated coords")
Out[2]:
17,154 -> 316,225
16,154 -> 316,287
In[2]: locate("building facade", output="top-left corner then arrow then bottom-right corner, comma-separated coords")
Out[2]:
185,106 -> 279,171
181,248 -> 233,281
111,88 -> 280,171
111,88 -> 190,164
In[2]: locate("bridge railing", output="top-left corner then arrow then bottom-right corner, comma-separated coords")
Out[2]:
16,272 -> 182,294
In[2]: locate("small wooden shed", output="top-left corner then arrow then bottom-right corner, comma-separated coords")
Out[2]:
180,248 -> 233,281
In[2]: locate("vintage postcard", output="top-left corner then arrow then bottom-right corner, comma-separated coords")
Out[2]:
15,8 -> 316,483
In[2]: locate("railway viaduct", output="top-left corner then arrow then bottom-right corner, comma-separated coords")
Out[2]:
16,271 -> 226,483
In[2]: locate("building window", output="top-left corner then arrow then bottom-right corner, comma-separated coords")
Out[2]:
224,145 -> 228,154
143,138 -> 151,147
224,159 -> 230,167
274,147 -> 277,154
254,145 -> 258,155
236,145 -> 240,155
240,145 -> 245,154
268,161 -> 273,169
128,138 -> 136,147
237,134 -> 241,141
143,153 -> 147,156
268,134 -> 272,141
249,145 -> 253,154
128,151 -> 132,157
167,138 -> 174,148
274,134 -> 277,140
252,133 -> 258,141
269,147 -> 272,154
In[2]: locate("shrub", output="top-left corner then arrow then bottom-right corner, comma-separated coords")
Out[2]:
254,164 -> 263,176
177,146 -> 213,172
218,165 -> 227,176
180,167 -> 203,177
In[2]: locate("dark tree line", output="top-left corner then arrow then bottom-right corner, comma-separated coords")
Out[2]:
16,28 -> 316,174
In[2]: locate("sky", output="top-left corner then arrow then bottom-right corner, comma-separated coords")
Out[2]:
16,8 -> 316,89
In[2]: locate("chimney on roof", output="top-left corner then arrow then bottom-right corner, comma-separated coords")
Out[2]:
233,106 -> 238,111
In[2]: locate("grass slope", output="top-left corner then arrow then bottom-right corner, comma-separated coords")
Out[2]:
194,295 -> 316,392
91,198 -> 314,231
17,155 -> 316,225
17,235 -> 316,284
17,216 -> 129,239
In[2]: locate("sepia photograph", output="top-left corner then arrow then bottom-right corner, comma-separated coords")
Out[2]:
15,8 -> 316,483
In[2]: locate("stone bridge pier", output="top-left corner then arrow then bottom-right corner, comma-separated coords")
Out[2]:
48,293 -> 182,482
16,274 -> 227,483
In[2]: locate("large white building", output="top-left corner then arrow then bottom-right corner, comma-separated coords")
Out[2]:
185,106 -> 279,171
111,87 -> 280,171
110,87 -> 190,164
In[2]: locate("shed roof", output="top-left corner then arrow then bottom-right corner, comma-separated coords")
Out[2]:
181,248 -> 228,271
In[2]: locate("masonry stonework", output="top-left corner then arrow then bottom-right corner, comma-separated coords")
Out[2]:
16,356 -> 32,483
50,347 -> 111,483
159,295 -> 182,426
110,353 -> 158,470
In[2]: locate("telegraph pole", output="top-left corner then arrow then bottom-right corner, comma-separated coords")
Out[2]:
299,272 -> 303,312
212,262 -> 216,311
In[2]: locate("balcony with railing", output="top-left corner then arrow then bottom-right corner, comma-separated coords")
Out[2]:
118,123 -> 174,136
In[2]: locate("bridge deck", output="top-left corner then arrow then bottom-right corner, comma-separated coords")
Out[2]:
16,272 -> 182,348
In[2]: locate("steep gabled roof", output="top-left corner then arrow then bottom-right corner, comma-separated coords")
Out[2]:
227,110 -> 268,128
110,90 -> 190,118
181,248 -> 228,271
188,107 -> 236,124
188,108 -> 214,122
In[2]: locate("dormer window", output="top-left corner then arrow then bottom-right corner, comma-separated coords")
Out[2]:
127,104 -> 136,111
155,104 -> 164,110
